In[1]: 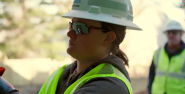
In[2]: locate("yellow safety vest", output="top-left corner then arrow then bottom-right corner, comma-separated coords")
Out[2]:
38,63 -> 133,94
152,47 -> 185,94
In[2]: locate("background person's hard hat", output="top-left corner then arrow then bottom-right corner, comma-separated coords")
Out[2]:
62,0 -> 142,30
164,20 -> 184,32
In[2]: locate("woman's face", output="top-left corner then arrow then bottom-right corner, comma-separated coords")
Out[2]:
67,18 -> 111,61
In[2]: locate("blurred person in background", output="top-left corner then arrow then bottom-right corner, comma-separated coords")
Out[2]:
36,0 -> 142,94
148,20 -> 185,94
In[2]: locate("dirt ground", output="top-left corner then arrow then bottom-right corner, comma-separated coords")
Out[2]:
131,77 -> 148,94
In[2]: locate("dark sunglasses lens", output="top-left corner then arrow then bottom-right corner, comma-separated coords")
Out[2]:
72,23 -> 89,34
172,32 -> 177,35
167,31 -> 178,35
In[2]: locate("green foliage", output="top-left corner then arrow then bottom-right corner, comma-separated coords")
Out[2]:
178,1 -> 185,8
0,0 -> 72,60
181,3 -> 185,8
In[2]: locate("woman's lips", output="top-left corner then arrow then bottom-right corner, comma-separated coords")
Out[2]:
69,40 -> 75,46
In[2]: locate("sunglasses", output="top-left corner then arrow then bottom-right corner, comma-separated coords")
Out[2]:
69,22 -> 110,34
166,31 -> 180,35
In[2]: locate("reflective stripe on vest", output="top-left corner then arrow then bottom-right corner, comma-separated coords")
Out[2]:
155,48 -> 185,74
152,48 -> 185,94
155,48 -> 185,79
38,64 -> 69,94
39,63 -> 133,94
181,59 -> 185,72
155,47 -> 162,69
156,71 -> 185,79
45,69 -> 59,94
64,63 -> 133,94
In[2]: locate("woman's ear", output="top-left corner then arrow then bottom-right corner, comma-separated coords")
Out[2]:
103,31 -> 116,45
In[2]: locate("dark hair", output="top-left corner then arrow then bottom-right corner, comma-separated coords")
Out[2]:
101,22 -> 129,66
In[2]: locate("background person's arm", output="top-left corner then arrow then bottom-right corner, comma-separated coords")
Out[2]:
147,60 -> 156,94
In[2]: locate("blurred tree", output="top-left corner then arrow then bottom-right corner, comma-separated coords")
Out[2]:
179,1 -> 185,21
0,0 -> 72,60
178,0 -> 185,8
180,3 -> 185,8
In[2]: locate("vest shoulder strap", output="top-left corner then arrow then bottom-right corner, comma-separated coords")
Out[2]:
38,64 -> 69,94
180,49 -> 185,73
153,47 -> 163,67
64,63 -> 133,94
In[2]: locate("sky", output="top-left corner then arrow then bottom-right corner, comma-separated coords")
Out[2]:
0,0 -> 184,24
131,0 -> 185,21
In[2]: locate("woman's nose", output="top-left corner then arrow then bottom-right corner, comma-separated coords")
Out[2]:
67,29 -> 76,39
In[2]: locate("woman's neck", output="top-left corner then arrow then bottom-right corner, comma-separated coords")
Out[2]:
75,55 -> 108,75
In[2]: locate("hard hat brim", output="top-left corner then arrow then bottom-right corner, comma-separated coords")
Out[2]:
163,27 -> 185,33
62,10 -> 142,31
163,31 -> 185,33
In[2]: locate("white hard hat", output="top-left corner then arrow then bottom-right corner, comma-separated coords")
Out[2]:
164,20 -> 184,32
62,0 -> 142,31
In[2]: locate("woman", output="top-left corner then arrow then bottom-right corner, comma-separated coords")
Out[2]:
38,0 -> 142,94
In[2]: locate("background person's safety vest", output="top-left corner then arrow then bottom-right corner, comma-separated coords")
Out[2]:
38,63 -> 133,94
152,47 -> 185,94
